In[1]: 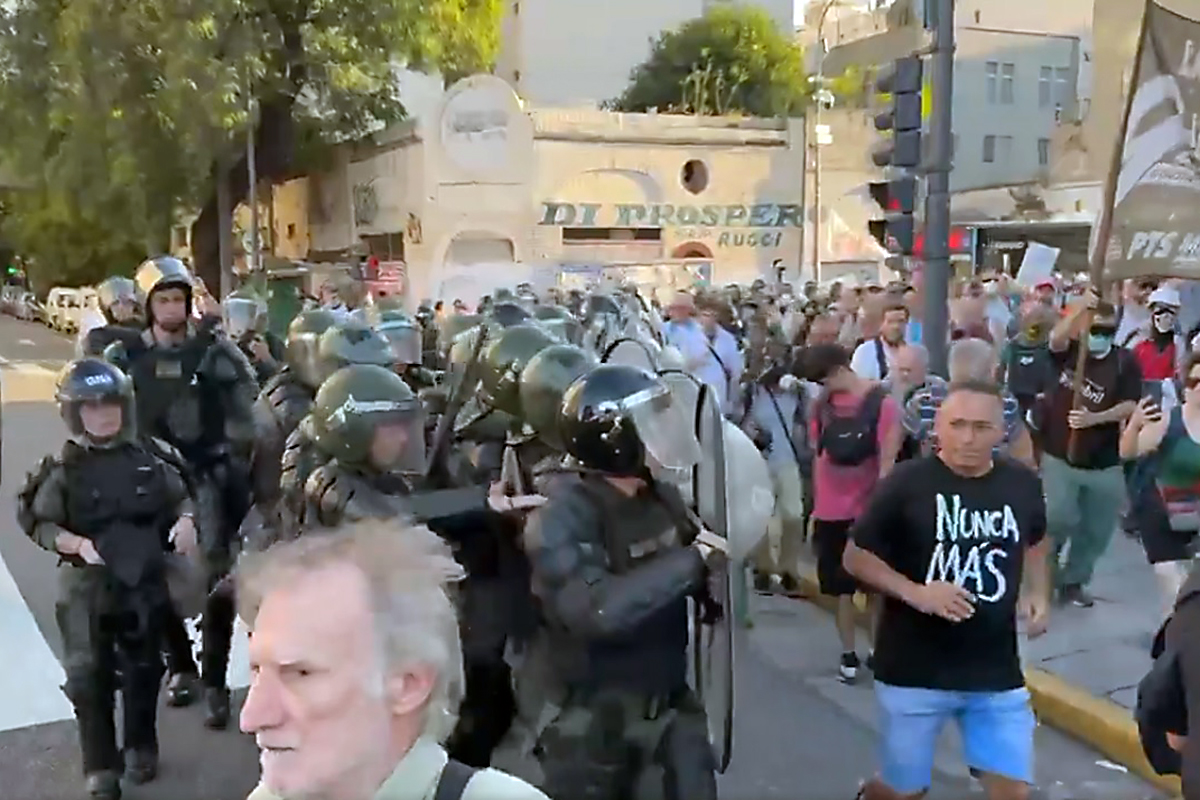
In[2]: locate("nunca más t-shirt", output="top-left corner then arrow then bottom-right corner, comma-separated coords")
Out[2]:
849,455 -> 1046,692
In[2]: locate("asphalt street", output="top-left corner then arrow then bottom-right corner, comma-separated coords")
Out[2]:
0,313 -> 1166,800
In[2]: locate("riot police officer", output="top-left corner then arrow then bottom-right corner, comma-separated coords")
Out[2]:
301,364 -> 426,527
276,320 -> 399,532
111,255 -> 258,730
223,289 -> 282,383
246,308 -> 336,549
79,277 -> 143,357
18,359 -> 194,799
519,363 -> 723,800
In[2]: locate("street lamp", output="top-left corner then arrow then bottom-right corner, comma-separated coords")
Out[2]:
809,0 -> 842,284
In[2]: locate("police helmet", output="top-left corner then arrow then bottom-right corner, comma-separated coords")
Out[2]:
519,344 -> 597,450
95,276 -> 142,325
438,313 -> 483,357
134,256 -> 193,319
56,358 -> 137,447
286,309 -> 337,389
585,293 -> 622,321
375,313 -> 422,367
317,321 -> 397,384
479,324 -> 558,418
310,364 -> 424,471
222,289 -> 268,340
559,364 -> 702,476
486,301 -> 531,329
533,304 -> 582,345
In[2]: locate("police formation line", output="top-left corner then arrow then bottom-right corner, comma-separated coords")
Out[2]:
17,260 -> 768,800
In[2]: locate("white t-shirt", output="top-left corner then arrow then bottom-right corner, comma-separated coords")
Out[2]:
850,337 -> 900,381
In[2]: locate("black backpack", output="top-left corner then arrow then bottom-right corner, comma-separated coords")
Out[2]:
1135,580 -> 1198,777
816,387 -> 886,467
1005,342 -> 1052,398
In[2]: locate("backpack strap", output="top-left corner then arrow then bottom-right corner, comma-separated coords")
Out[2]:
434,758 -> 477,800
859,386 -> 888,439
873,338 -> 889,379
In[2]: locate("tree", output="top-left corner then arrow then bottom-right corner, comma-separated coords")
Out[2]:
613,5 -> 808,118
0,0 -> 501,290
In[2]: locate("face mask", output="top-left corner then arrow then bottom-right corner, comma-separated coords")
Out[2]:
778,374 -> 800,392
1153,313 -> 1175,334
1024,325 -> 1044,341
1087,333 -> 1114,355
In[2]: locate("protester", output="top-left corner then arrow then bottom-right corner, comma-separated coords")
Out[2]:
237,519 -> 548,800
844,381 -> 1050,800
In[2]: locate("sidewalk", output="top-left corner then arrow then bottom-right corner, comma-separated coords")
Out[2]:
778,531 -> 1184,796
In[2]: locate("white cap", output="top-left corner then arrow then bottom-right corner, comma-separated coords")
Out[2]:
1149,286 -> 1182,309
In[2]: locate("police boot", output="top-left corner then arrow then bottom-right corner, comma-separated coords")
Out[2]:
124,748 -> 158,785
166,672 -> 198,707
84,771 -> 121,800
204,687 -> 231,730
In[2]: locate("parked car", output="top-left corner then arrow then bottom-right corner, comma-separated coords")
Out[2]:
18,293 -> 46,324
46,287 -> 81,333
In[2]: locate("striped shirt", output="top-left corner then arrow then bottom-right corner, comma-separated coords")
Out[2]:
903,382 -> 1023,453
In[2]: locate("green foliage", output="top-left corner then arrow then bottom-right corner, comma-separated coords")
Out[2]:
0,0 -> 501,288
613,5 -> 809,118
826,65 -> 870,109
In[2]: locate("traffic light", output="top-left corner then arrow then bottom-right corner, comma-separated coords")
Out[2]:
867,176 -> 917,255
871,56 -> 923,169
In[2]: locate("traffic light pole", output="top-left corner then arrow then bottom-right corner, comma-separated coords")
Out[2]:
922,0 -> 955,378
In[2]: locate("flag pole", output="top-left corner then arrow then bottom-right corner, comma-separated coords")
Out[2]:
1068,0 -> 1152,463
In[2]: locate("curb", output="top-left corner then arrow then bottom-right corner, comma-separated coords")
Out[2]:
787,566 -> 1183,797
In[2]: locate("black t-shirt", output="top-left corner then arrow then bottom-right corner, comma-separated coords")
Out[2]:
1040,341 -> 1141,469
850,456 -> 1046,692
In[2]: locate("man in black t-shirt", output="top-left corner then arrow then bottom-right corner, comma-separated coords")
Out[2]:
844,381 -> 1051,800
1042,291 -> 1140,607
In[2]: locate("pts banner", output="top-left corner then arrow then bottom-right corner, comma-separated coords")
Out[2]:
1095,0 -> 1200,280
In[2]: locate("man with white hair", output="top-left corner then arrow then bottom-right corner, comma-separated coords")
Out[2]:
903,338 -> 1034,467
237,519 -> 547,800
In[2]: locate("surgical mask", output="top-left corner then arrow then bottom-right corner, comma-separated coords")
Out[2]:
778,374 -> 800,392
1087,333 -> 1114,355
1153,312 -> 1176,334
983,281 -> 998,295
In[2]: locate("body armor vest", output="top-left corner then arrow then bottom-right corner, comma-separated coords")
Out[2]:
127,333 -> 226,464
253,369 -> 314,505
62,442 -> 170,588
305,463 -> 411,529
555,477 -> 690,694
279,423 -> 329,525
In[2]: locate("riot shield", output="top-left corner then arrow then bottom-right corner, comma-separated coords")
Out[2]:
656,370 -> 703,506
721,420 -> 774,562
660,369 -> 733,772
601,337 -> 658,371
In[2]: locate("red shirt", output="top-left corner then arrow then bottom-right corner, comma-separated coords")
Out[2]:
1132,338 -> 1176,380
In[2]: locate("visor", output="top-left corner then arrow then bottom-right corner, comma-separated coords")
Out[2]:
366,406 -> 426,474
223,298 -> 262,338
624,385 -> 702,470
380,327 -> 421,365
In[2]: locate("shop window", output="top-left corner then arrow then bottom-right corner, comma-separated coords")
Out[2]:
681,159 -> 709,194
361,233 -> 404,261
562,228 -> 662,242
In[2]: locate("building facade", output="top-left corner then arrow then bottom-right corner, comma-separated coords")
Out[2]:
495,0 -> 795,109
274,75 -> 808,304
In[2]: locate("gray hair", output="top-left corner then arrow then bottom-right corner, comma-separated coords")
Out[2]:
236,520 -> 467,741
902,343 -> 929,368
948,337 -> 998,382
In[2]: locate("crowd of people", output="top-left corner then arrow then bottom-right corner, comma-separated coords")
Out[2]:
14,256 -> 1200,800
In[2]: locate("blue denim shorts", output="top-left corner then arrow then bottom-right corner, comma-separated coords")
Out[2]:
874,682 -> 1036,794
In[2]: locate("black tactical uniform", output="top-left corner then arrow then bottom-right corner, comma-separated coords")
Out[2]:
80,277 -> 144,358
246,309 -> 336,549
18,359 -> 193,800
300,364 -> 426,528
110,255 -> 258,730
519,364 -> 719,800
275,320 -> 399,532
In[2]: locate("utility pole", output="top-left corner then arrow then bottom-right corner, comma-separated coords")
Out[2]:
247,95 -> 260,277
921,0 -> 955,377
217,158 -> 232,299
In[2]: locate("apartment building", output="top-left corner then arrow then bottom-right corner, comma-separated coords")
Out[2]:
495,0 -> 795,108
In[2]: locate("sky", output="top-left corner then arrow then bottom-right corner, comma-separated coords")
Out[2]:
794,0 -> 892,27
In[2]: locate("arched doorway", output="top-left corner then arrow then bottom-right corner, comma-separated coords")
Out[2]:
672,242 -> 714,259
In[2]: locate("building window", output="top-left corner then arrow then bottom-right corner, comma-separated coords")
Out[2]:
997,135 -> 1013,163
1038,137 -> 1050,166
983,134 -> 996,163
287,223 -> 297,239
1039,66 -> 1052,108
986,61 -> 998,103
1000,63 -> 1015,104
1054,67 -> 1072,108
681,159 -> 709,194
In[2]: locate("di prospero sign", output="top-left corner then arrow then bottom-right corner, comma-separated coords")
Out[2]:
538,201 -> 802,248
